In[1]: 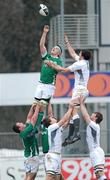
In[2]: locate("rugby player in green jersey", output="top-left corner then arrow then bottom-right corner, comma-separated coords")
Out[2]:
13,103 -> 44,180
28,25 -> 62,129
36,24 -> 62,101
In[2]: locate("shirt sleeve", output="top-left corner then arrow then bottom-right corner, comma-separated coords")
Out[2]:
41,51 -> 48,58
68,61 -> 84,72
19,124 -> 33,138
88,121 -> 99,131
41,52 -> 48,60
48,123 -> 59,132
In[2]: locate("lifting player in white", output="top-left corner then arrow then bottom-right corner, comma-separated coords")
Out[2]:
45,34 -> 91,146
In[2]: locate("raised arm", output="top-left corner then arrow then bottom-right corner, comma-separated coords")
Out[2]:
58,105 -> 73,127
39,25 -> 49,56
79,96 -> 91,124
47,102 -> 54,117
64,34 -> 79,60
26,104 -> 36,123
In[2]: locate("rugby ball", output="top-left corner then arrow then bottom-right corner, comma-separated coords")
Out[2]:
39,4 -> 49,16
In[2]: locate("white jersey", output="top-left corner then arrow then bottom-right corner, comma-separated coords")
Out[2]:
48,123 -> 63,154
68,56 -> 90,88
86,121 -> 100,152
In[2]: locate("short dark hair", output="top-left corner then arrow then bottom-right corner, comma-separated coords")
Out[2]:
81,50 -> 91,60
95,112 -> 103,124
12,124 -> 20,133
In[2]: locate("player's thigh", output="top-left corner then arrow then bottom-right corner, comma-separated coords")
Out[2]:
71,91 -> 81,107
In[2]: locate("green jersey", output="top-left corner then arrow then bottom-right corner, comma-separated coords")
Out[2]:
40,53 -> 62,84
19,112 -> 44,158
20,123 -> 33,139
19,112 -> 44,139
20,123 -> 39,158
41,125 -> 49,153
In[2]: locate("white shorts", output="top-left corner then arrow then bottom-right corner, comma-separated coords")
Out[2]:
72,85 -> 89,99
44,152 -> 61,175
34,82 -> 55,100
90,147 -> 105,167
24,156 -> 39,174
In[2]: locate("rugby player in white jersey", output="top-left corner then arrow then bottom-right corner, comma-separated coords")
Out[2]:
45,34 -> 91,146
79,95 -> 107,180
43,100 -> 74,180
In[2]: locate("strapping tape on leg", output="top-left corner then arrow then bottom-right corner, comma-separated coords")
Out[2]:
33,99 -> 48,107
33,99 -> 40,105
39,100 -> 48,107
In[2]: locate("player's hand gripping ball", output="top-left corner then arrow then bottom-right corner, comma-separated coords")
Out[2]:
39,4 -> 49,16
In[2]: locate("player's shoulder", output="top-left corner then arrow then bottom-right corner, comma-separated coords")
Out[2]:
89,121 -> 100,129
80,59 -> 87,64
82,59 -> 90,65
78,59 -> 89,68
